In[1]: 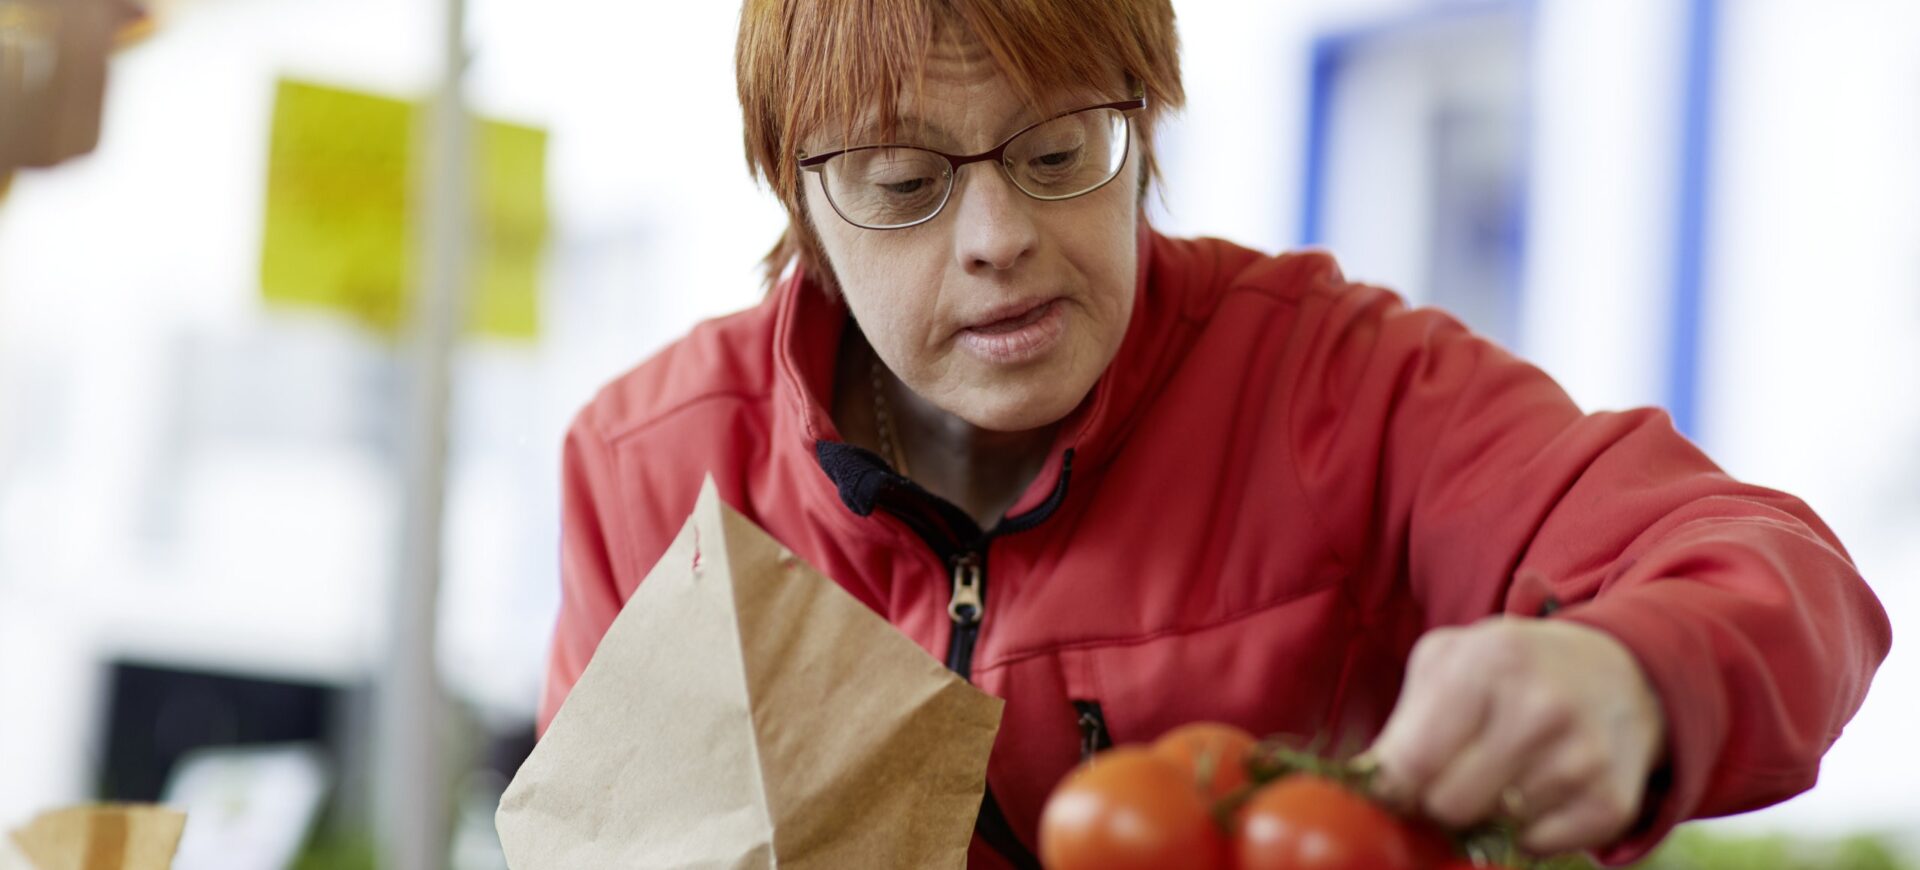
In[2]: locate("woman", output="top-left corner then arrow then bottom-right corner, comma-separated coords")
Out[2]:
542,1 -> 1890,866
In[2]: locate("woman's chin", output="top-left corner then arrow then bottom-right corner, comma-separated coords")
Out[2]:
944,379 -> 1094,434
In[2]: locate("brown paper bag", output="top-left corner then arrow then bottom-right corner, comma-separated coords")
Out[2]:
497,477 -> 1004,869
6,805 -> 185,870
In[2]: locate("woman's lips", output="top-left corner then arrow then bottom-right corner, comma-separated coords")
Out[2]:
956,298 -> 1066,365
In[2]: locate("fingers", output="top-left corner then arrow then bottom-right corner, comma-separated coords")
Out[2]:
1507,729 -> 1607,824
1366,627 -> 1489,812
1419,681 -> 1572,827
1515,730 -> 1645,853
1371,618 -> 1660,855
1520,777 -> 1643,855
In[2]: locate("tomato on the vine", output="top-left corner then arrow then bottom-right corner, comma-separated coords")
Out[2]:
1403,816 -> 1462,867
1038,746 -> 1229,870
1233,774 -> 1421,870
1149,722 -> 1257,803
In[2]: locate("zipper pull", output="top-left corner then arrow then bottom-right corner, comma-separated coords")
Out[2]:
1072,700 -> 1111,760
948,553 -> 983,625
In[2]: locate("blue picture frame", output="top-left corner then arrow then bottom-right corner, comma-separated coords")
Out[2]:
1299,0 -> 1722,437
1298,0 -> 1538,350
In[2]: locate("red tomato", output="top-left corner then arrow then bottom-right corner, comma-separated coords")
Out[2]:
1149,722 -> 1258,803
1233,774 -> 1420,870
1403,817 -> 1461,868
1039,747 -> 1229,870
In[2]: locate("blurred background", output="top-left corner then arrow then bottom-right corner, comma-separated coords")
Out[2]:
0,0 -> 1914,867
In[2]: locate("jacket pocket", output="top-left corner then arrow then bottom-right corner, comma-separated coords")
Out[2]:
1055,581 -> 1358,752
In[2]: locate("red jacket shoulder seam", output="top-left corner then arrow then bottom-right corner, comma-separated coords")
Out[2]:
600,387 -> 774,448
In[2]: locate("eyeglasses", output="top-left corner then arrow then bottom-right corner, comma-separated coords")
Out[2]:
797,94 -> 1147,230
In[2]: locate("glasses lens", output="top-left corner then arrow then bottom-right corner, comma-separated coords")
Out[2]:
821,147 -> 951,229
1004,107 -> 1129,200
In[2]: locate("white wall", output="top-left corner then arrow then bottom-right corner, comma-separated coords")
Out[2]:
1519,0 -> 1685,413
1690,0 -> 1920,836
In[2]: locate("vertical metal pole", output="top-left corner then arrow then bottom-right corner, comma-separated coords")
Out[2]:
377,0 -> 469,866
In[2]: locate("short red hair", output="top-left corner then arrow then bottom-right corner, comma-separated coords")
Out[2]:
736,0 -> 1185,292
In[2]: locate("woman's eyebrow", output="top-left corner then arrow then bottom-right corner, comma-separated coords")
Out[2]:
860,115 -> 961,150
851,95 -> 1086,151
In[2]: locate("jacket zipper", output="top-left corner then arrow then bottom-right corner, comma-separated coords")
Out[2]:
941,547 -> 1039,869
857,450 -> 1075,870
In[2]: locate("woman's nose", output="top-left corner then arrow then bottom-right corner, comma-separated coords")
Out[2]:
947,162 -> 1038,274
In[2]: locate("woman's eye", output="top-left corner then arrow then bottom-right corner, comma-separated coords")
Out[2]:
882,178 -> 930,195
1035,150 -> 1077,167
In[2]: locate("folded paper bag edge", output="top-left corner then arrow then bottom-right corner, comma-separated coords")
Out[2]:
497,480 -> 777,867
7,804 -> 187,870
496,475 -> 1003,870
712,481 -> 1003,868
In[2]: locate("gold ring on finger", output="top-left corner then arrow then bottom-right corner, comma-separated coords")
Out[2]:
1500,785 -> 1527,819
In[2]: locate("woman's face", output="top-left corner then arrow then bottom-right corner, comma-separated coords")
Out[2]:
802,35 -> 1140,434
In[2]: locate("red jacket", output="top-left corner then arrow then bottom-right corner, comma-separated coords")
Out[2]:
542,227 -> 1889,867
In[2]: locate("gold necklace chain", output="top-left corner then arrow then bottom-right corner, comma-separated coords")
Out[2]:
869,357 -> 911,478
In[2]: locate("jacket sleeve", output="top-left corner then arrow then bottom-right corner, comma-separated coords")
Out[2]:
1284,276 -> 1891,864
537,409 -> 630,735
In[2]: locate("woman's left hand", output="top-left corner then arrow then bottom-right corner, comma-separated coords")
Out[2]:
1364,616 -> 1667,855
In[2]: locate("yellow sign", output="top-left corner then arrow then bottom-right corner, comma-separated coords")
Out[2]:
260,78 -> 548,340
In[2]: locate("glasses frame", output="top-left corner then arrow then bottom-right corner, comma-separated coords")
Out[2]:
797,93 -> 1148,230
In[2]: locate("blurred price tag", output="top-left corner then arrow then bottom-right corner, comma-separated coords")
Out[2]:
260,78 -> 548,340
